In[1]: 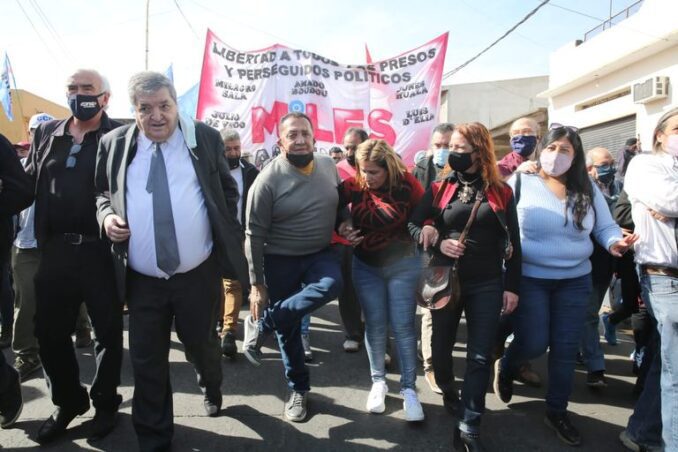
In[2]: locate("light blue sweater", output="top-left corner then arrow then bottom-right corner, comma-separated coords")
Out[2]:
508,173 -> 622,279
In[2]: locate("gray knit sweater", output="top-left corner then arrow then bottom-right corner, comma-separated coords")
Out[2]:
244,153 -> 341,284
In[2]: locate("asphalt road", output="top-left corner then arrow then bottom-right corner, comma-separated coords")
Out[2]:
0,300 -> 638,451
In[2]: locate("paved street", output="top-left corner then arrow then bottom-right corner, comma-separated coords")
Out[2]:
1,300 -> 637,451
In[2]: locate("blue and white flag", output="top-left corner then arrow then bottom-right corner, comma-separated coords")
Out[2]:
164,63 -> 174,83
0,53 -> 15,121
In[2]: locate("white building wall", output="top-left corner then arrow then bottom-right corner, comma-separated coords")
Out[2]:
441,76 -> 549,129
543,0 -> 678,149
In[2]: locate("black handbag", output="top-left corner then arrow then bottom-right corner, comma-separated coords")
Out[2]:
416,189 -> 483,310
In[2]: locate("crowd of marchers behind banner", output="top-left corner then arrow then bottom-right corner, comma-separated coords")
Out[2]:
0,68 -> 676,452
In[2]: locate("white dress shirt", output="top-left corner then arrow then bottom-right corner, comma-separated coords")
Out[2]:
127,127 -> 213,278
230,165 -> 244,224
625,152 -> 678,268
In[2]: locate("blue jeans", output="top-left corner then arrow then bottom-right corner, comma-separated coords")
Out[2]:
502,274 -> 592,413
640,273 -> 678,450
432,277 -> 503,434
352,255 -> 420,390
262,248 -> 342,392
580,278 -> 609,372
626,320 -> 662,449
300,314 -> 311,335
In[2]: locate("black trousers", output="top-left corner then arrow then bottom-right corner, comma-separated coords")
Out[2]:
334,244 -> 364,341
127,254 -> 222,452
34,238 -> 123,411
431,276 -> 503,433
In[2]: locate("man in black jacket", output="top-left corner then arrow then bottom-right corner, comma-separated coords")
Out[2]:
96,71 -> 248,451
0,133 -> 33,429
219,128 -> 258,357
26,69 -> 124,444
412,123 -> 454,191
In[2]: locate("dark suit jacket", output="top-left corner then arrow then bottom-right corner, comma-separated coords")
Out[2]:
412,156 -> 441,191
26,113 -> 121,247
238,159 -> 259,227
0,134 -> 33,254
94,120 -> 249,301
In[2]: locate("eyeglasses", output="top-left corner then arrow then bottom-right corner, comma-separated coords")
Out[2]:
66,143 -> 82,168
549,123 -> 579,134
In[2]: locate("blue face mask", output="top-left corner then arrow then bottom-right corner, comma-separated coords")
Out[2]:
433,148 -> 449,167
510,135 -> 537,157
595,164 -> 616,185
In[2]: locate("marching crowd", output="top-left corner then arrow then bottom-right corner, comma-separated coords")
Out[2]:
0,68 -> 675,452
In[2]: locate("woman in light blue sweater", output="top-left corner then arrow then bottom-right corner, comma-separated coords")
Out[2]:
493,124 -> 637,447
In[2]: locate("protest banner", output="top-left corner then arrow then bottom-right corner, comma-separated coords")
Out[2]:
196,30 -> 448,167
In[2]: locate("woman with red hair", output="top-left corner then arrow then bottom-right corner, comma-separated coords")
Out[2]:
409,122 -> 521,449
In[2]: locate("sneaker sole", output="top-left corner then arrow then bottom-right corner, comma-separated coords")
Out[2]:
243,349 -> 262,367
0,400 -> 23,429
367,402 -> 385,414
285,411 -> 307,422
404,410 -> 425,422
544,417 -> 581,446
618,431 -> 642,452
492,359 -> 512,404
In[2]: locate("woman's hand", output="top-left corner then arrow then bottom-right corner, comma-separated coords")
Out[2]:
439,239 -> 465,259
420,225 -> 439,251
338,220 -> 364,246
502,291 -> 519,315
515,161 -> 538,174
609,233 -> 639,257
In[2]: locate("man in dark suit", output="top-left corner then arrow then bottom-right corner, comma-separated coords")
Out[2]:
95,71 -> 248,452
218,128 -> 258,358
27,69 -> 124,444
0,133 -> 33,429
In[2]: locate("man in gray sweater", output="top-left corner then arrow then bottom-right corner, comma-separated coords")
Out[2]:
243,112 -> 343,422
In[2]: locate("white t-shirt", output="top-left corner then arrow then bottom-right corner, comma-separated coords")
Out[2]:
231,165 -> 244,224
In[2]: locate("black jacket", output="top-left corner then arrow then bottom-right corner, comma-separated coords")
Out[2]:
412,156 -> 442,191
0,134 -> 33,254
237,159 -> 259,227
26,113 -> 121,246
94,120 -> 249,301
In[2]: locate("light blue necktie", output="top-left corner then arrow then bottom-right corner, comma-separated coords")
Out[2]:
146,143 -> 180,276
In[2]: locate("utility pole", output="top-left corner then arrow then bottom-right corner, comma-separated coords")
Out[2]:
145,0 -> 150,70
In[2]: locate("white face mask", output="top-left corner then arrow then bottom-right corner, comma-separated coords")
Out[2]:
539,150 -> 573,177
665,134 -> 678,157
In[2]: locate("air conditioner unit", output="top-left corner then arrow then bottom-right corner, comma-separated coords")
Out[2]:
633,76 -> 669,104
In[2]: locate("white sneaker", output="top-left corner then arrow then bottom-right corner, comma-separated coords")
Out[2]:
366,381 -> 388,414
401,388 -> 424,421
343,339 -> 360,352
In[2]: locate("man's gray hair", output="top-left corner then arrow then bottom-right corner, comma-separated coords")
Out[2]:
128,71 -> 177,106
220,128 -> 240,142
67,69 -> 111,94
432,122 -> 454,137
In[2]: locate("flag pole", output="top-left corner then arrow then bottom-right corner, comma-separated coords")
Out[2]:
145,0 -> 150,70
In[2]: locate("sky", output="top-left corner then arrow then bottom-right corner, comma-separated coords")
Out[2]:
1,0 -> 642,118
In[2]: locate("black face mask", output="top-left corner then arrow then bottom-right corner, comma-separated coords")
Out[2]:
286,152 -> 314,168
346,154 -> 356,167
227,157 -> 240,170
448,150 -> 476,173
68,92 -> 104,121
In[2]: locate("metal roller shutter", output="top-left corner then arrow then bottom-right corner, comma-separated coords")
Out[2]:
579,115 -> 636,159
